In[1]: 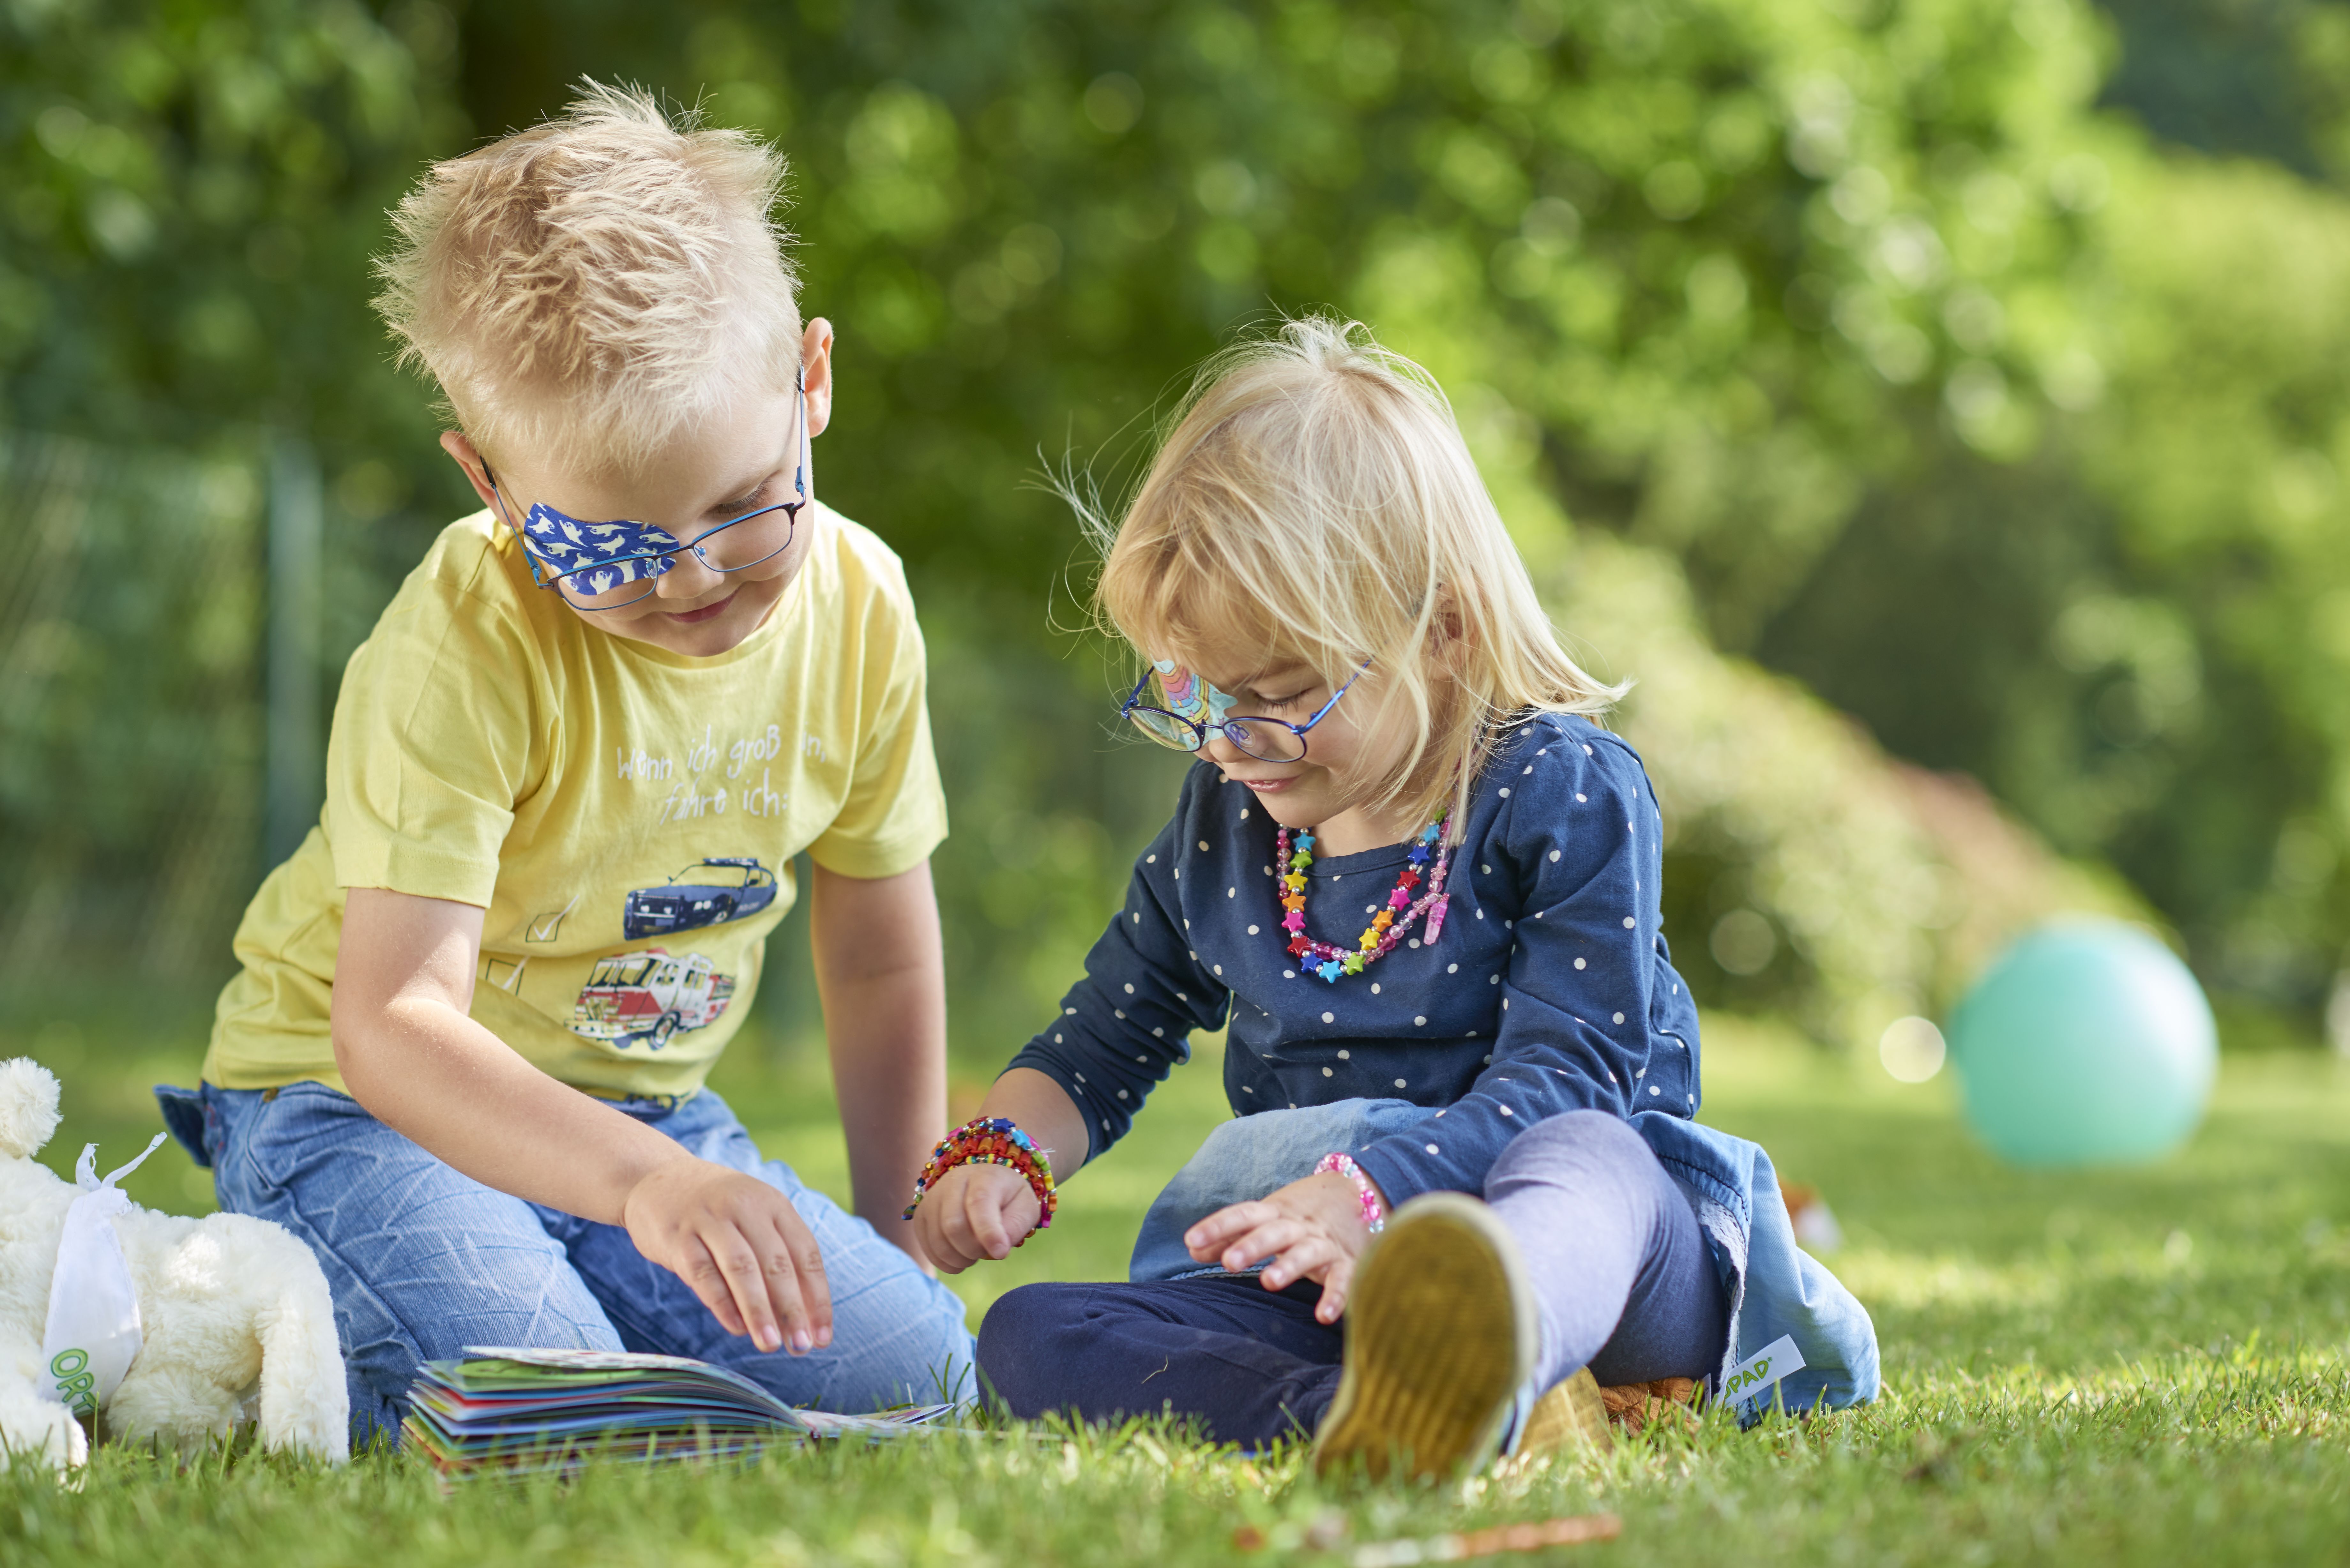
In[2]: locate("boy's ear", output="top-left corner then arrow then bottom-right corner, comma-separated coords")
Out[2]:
802,316 -> 836,440
440,430 -> 501,513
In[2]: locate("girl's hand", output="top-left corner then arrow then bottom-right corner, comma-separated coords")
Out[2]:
912,1160 -> 1042,1272
623,1159 -> 833,1355
1184,1170 -> 1387,1323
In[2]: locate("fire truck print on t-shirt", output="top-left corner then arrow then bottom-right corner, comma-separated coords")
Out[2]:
564,855 -> 776,1051
570,948 -> 736,1051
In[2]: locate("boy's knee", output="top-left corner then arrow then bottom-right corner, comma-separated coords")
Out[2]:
921,1279 -> 979,1366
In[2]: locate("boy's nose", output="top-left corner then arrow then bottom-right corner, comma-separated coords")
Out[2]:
654,546 -> 727,599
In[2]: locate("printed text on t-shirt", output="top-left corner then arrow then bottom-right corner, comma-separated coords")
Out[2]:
615,723 -> 815,826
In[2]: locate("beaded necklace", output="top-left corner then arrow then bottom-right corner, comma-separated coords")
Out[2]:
1277,813 -> 1454,983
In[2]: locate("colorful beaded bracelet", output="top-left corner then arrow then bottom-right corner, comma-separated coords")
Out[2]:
902,1116 -> 1060,1240
1314,1151 -> 1387,1234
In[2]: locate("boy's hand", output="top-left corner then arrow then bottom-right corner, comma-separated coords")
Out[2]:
623,1159 -> 833,1355
1185,1171 -> 1383,1324
913,1161 -> 1042,1272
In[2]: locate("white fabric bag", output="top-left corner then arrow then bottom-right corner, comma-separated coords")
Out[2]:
39,1134 -> 165,1416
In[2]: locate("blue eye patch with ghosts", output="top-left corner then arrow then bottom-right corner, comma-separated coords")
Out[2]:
518,506 -> 685,596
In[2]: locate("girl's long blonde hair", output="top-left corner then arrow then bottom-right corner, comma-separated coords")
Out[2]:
1083,316 -> 1625,830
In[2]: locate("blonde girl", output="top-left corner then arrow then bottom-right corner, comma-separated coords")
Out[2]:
907,319 -> 1875,1473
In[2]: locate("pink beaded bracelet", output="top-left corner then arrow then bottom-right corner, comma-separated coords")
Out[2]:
1315,1152 -> 1387,1234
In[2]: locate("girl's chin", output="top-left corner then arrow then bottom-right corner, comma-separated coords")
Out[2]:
1249,794 -> 1325,829
1227,769 -> 1338,826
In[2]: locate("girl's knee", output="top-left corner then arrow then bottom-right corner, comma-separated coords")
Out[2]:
976,1283 -> 1083,1363
1492,1108 -> 1648,1175
975,1284 -> 1096,1415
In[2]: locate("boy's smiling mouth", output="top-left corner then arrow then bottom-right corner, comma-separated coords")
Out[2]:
665,590 -> 739,625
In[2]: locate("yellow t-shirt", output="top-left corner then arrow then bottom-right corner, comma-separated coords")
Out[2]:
202,502 -> 946,1100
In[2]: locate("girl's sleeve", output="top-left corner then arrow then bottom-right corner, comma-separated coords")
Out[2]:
1001,768 -> 1230,1161
1353,732 -> 1664,1209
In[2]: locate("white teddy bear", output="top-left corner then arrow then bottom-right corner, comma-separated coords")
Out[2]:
0,1057 -> 348,1470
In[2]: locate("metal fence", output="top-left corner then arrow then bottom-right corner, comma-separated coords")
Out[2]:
0,430 -> 313,986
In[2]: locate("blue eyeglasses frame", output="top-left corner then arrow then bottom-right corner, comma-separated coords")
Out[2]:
483,379 -> 811,612
1118,661 -> 1368,763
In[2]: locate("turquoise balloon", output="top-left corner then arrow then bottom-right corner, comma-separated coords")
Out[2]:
1947,920 -> 2217,1166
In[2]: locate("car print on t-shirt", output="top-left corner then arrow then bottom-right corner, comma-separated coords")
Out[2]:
621,856 -> 779,939
569,949 -> 736,1050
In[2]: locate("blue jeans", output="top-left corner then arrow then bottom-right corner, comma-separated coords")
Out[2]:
158,1081 -> 975,1449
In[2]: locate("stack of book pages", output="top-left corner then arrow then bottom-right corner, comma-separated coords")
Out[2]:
404,1346 -> 960,1474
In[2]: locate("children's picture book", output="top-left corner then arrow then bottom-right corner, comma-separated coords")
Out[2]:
403,1346 -> 962,1475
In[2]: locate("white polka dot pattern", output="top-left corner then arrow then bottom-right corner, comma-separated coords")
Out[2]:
1005,712 -> 1696,1193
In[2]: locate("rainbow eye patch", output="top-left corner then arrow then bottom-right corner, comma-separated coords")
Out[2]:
1153,660 -> 1238,727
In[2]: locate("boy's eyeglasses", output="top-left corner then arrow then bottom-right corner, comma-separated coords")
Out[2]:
484,379 -> 812,613
1118,660 -> 1367,763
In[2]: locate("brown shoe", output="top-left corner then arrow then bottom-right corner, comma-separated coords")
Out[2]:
1311,1193 -> 1537,1482
1598,1376 -> 1701,1435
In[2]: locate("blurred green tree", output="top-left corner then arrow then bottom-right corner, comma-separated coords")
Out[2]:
0,0 -> 474,986
13,0 -> 2350,1051
435,0 -> 2155,1038
1,0 -> 460,462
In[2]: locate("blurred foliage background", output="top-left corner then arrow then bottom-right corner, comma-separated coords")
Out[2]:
8,0 -> 2350,1082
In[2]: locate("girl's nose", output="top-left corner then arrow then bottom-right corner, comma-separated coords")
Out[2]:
1201,727 -> 1248,768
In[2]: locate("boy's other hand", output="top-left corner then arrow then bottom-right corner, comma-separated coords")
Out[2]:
913,1161 -> 1041,1272
1184,1171 -> 1384,1324
623,1159 -> 833,1355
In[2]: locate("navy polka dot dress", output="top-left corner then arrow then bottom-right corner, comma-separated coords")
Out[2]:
1005,712 -> 1702,1208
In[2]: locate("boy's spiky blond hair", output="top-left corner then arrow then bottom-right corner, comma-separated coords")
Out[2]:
374,80 -> 801,476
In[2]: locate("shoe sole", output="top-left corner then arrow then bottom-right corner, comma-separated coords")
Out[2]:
1311,1192 -> 1538,1481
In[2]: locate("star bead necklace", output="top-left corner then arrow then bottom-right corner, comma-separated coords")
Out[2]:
1277,813 -> 1454,983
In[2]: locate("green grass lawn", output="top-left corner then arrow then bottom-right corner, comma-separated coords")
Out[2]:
8,1000 -> 2350,1566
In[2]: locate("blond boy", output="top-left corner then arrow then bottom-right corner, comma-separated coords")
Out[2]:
155,84 -> 971,1444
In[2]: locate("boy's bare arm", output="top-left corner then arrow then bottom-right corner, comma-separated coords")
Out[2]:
331,886 -> 833,1355
808,859 -> 952,1265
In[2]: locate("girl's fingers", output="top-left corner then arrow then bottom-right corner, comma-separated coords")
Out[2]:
1221,1217 -> 1312,1272
1186,1201 -> 1277,1256
1314,1255 -> 1356,1322
966,1176 -> 1013,1260
921,1207 -> 971,1273
925,1177 -> 983,1271
920,1167 -> 1039,1270
1002,1184 -> 1042,1248
1260,1235 -> 1338,1291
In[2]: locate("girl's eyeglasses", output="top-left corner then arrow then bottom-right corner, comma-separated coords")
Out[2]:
1118,661 -> 1367,763
485,379 -> 811,613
